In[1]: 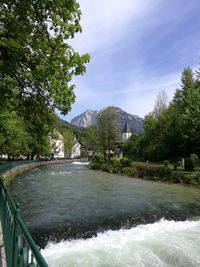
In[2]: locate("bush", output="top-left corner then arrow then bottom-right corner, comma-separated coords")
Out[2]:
132,162 -> 172,180
170,172 -> 188,183
163,160 -> 170,168
184,158 -> 194,171
88,162 -> 102,170
91,154 -> 104,164
109,158 -> 122,173
121,167 -> 138,177
101,163 -> 113,173
190,154 -> 199,171
185,173 -> 200,185
120,157 -> 132,168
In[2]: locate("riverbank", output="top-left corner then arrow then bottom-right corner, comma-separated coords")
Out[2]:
10,162 -> 200,249
88,158 -> 200,186
1,159 -> 73,186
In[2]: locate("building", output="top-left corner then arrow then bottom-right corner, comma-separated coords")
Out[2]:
71,141 -> 81,158
122,121 -> 132,141
49,130 -> 65,159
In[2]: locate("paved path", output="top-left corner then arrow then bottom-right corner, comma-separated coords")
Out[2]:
0,223 -> 6,267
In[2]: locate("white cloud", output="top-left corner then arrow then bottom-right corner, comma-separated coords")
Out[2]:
70,0 -> 157,54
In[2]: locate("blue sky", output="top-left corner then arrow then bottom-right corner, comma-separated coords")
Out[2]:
63,0 -> 200,121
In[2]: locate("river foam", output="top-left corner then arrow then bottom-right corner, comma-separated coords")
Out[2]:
42,219 -> 200,267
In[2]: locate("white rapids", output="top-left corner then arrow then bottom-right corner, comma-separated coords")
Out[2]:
41,219 -> 200,267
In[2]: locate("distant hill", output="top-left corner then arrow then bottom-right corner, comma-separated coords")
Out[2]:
71,107 -> 144,134
57,117 -> 85,139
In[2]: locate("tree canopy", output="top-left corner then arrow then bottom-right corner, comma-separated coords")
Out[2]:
0,0 -> 90,158
123,64 -> 200,162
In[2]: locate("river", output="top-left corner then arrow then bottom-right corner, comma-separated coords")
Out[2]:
10,162 -> 200,267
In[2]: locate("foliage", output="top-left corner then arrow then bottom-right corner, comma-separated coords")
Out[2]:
91,154 -> 104,164
123,134 -> 143,160
124,63 -> 200,163
0,0 -> 89,158
82,125 -> 100,153
0,0 -> 90,115
184,158 -> 194,171
190,154 -> 199,171
0,110 -> 29,156
163,160 -> 170,168
119,157 -> 132,168
97,107 -> 119,162
109,157 -> 122,173
121,167 -> 137,177
63,129 -> 75,158
185,173 -> 200,185
88,162 -> 102,170
132,162 -> 172,180
88,157 -> 200,185
101,163 -> 113,173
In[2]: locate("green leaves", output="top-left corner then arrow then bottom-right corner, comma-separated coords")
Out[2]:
0,0 -> 90,114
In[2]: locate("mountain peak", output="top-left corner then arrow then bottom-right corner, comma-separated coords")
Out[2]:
71,107 -> 144,133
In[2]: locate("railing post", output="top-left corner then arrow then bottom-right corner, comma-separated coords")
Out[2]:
12,203 -> 20,267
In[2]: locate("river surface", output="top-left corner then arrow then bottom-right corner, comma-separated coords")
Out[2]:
10,162 -> 200,266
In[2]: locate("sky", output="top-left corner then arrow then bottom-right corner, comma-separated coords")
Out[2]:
62,0 -> 200,122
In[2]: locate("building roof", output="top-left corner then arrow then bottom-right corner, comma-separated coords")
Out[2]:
123,121 -> 131,133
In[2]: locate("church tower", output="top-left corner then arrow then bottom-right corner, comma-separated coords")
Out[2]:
122,121 -> 132,141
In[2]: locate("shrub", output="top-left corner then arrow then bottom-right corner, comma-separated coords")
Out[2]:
185,173 -> 200,185
190,154 -> 199,171
184,158 -> 194,171
163,160 -> 170,168
132,162 -> 172,180
120,157 -> 132,168
101,163 -> 113,173
109,158 -> 122,173
91,154 -> 104,164
170,172 -> 188,183
88,162 -> 102,170
121,167 -> 138,177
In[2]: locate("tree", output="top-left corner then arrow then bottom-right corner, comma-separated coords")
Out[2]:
82,125 -> 100,154
153,90 -> 168,119
63,129 -> 75,158
0,0 -> 90,115
123,134 -> 143,161
182,85 -> 200,154
0,0 -> 90,158
97,107 -> 119,162
0,110 -> 30,158
173,67 -> 194,108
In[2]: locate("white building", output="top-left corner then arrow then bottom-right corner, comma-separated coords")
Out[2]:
71,142 -> 81,158
49,130 -> 65,158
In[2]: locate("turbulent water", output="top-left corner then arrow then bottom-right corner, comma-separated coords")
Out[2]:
42,219 -> 200,267
10,162 -> 200,266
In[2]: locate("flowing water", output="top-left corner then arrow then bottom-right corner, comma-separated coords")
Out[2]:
10,162 -> 200,266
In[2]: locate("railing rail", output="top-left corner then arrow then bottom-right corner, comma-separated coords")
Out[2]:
0,176 -> 48,267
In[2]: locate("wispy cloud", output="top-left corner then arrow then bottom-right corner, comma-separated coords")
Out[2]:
64,0 -> 200,121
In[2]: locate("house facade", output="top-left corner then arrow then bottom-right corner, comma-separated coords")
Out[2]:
49,130 -> 65,159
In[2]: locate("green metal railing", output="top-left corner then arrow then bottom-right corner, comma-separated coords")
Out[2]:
0,176 -> 48,267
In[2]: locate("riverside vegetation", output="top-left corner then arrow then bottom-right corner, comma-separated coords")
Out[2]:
88,156 -> 200,186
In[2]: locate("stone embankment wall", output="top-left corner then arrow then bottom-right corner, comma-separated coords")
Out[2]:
2,160 -> 72,186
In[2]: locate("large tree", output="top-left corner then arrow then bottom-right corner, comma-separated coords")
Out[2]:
0,0 -> 90,114
0,0 -> 90,157
97,107 -> 119,162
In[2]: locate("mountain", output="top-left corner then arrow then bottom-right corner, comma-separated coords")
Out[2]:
71,110 -> 98,128
71,107 -> 144,134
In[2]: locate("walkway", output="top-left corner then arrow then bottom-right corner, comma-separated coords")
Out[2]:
0,222 -> 6,267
